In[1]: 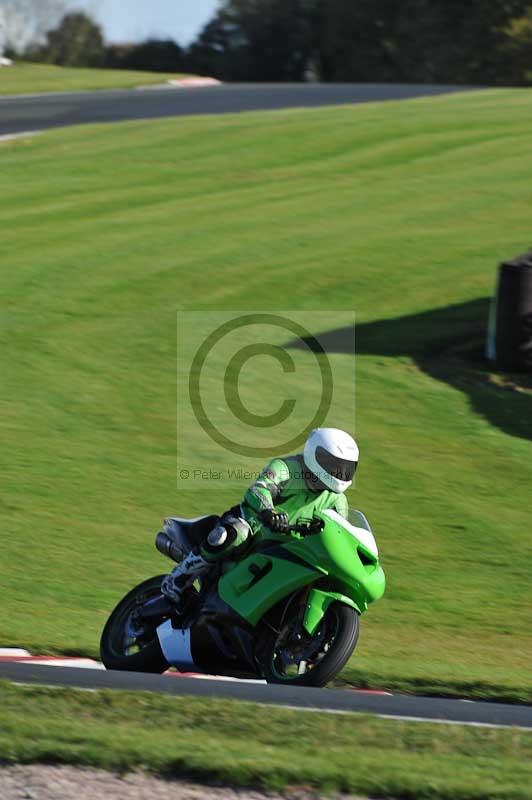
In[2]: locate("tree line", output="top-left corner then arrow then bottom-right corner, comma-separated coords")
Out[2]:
5,0 -> 532,85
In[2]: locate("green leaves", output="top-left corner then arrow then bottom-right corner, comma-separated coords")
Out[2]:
187,0 -> 532,84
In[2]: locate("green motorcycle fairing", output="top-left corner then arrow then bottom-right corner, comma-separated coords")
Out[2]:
218,508 -> 385,633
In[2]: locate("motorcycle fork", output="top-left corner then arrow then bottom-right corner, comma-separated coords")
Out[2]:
296,587 -> 313,634
273,586 -> 312,635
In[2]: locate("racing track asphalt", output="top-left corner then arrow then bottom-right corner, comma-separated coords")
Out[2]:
0,82 -> 477,136
1,661 -> 531,729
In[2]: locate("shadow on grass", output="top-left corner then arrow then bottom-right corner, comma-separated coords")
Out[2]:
288,298 -> 532,442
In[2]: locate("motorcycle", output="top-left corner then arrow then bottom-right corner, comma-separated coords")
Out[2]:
100,508 -> 385,687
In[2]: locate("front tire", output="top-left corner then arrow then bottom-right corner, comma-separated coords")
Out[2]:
261,602 -> 359,687
100,575 -> 170,672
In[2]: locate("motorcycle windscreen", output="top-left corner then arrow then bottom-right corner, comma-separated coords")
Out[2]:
218,546 -> 319,627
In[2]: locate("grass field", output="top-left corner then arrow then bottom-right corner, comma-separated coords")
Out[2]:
0,62 -> 193,95
1,88 -> 532,701
2,681 -> 532,799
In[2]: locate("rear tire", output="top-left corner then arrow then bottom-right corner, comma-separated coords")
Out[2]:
100,575 -> 170,673
262,602 -> 359,688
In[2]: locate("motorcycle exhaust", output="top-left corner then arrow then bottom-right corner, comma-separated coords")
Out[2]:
155,531 -> 184,563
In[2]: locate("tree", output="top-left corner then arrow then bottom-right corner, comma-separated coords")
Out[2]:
316,0 -> 399,81
403,0 -> 532,84
106,38 -> 184,73
186,10 -> 246,80
314,0 -> 532,83
499,8 -> 532,85
187,0 -> 313,81
39,12 -> 105,67
0,0 -> 67,56
187,0 -> 532,84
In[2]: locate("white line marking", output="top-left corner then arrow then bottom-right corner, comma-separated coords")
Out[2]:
0,648 -> 31,656
0,654 -> 103,668
374,712 -> 532,731
258,704 -> 532,730
30,659 -> 106,669
169,671 -> 265,684
0,130 -> 42,143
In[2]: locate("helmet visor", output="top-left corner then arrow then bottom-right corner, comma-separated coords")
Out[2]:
315,446 -> 357,483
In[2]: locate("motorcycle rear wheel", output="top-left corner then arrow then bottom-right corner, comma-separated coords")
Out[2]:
262,602 -> 359,687
100,575 -> 170,673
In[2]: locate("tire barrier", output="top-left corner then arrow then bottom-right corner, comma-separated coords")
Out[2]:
486,251 -> 532,371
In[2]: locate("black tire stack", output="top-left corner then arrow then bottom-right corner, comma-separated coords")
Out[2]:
487,252 -> 532,371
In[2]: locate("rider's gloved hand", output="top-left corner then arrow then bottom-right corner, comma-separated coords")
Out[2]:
259,509 -> 290,533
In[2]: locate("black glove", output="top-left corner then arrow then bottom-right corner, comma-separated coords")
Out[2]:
259,509 -> 290,533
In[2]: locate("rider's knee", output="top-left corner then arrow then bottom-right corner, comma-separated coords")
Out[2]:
202,515 -> 251,561
206,524 -> 229,549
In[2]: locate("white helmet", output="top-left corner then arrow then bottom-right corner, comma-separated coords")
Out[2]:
303,428 -> 359,493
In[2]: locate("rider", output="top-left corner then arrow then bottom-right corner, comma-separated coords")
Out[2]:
161,428 -> 359,609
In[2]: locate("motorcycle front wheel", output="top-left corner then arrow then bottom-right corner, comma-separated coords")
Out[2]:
261,602 -> 359,687
100,575 -> 170,673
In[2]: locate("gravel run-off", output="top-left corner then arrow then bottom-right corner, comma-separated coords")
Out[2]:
0,765 -> 369,800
